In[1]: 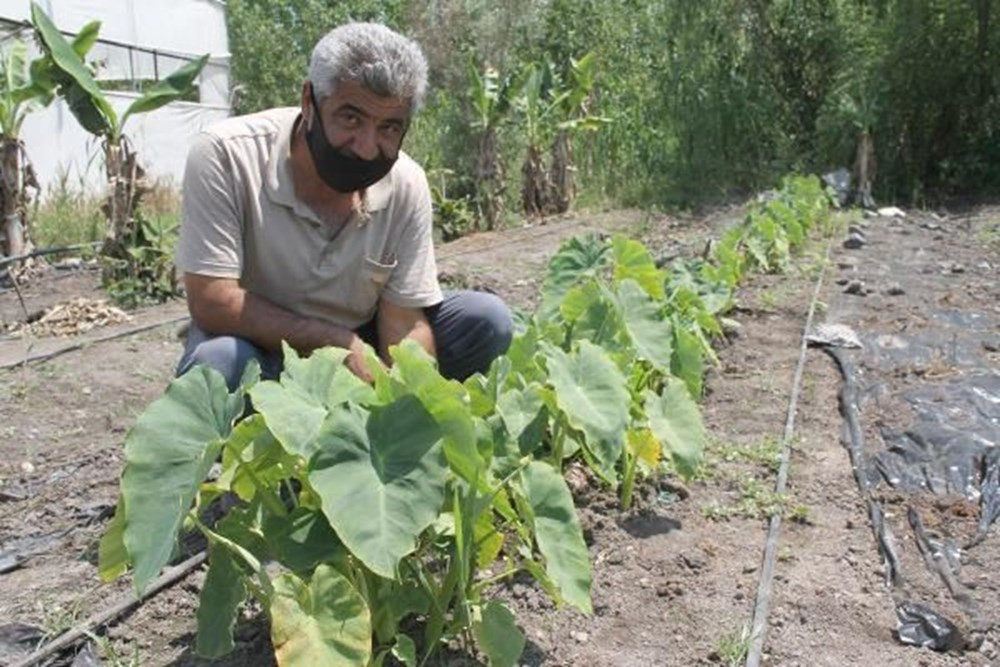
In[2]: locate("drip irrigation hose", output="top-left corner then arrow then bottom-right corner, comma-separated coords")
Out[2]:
744,239 -> 833,667
0,242 -> 102,271
9,551 -> 207,667
0,315 -> 189,372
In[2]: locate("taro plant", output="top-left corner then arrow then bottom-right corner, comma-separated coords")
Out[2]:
492,233 -> 709,508
29,1 -> 206,305
101,340 -> 591,667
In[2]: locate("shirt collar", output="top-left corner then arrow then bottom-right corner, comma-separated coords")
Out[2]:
264,108 -> 393,217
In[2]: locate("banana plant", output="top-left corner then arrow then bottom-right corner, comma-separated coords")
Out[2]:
29,1 -> 207,302
0,32 -> 68,261
468,60 -> 516,231
513,53 -> 609,217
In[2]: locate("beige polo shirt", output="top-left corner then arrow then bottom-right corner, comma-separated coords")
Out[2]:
175,107 -> 443,330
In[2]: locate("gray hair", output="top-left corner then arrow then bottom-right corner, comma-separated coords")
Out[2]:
308,22 -> 428,114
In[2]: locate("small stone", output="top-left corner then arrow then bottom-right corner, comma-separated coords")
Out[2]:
844,280 -> 866,295
680,551 -> 708,571
950,263 -> 965,274
19,461 -> 34,474
606,551 -> 624,565
885,283 -> 905,296
570,630 -> 589,644
734,591 -> 745,601
843,232 -> 866,249
845,519 -> 855,529
877,206 -> 906,218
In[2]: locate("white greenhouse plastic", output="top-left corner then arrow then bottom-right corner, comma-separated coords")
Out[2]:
0,0 -> 231,194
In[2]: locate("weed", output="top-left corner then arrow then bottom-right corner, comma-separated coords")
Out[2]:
714,624 -> 751,666
39,598 -> 83,639
710,436 -> 783,473
789,504 -> 812,524
85,631 -> 141,667
32,167 -> 105,247
702,477 -> 786,521
759,290 -> 779,311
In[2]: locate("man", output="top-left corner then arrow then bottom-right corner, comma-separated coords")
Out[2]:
174,22 -> 512,389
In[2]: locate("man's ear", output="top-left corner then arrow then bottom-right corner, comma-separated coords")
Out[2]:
300,81 -> 314,124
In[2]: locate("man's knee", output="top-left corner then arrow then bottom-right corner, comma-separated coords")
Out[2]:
431,291 -> 513,379
470,292 -> 514,357
176,331 -> 264,391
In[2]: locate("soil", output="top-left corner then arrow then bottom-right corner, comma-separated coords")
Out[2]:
0,203 -> 997,667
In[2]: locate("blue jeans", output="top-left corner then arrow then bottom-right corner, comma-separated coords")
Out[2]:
175,291 -> 513,390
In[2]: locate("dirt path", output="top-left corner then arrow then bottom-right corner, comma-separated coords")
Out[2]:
0,204 -> 996,666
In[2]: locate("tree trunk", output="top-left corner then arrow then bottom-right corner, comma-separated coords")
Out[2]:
549,130 -> 574,214
101,139 -> 147,261
854,129 -> 876,209
1,139 -> 29,259
476,128 -> 505,230
521,144 -> 548,218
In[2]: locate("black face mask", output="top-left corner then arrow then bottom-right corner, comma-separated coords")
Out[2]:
305,86 -> 400,193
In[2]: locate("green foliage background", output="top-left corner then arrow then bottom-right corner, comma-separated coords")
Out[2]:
228,0 -> 1000,208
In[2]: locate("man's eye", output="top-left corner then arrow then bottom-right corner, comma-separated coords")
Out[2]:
336,112 -> 361,127
380,124 -> 404,137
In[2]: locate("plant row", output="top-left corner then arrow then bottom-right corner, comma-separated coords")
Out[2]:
99,174 -> 832,666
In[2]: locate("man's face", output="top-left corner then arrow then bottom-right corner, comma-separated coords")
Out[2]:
309,80 -> 410,162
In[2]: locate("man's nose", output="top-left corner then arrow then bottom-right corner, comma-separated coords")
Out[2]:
350,125 -> 380,161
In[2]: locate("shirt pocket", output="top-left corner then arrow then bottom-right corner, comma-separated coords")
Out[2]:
346,255 -> 398,321
362,256 -> 397,289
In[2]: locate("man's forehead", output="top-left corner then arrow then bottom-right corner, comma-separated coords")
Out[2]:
326,80 -> 409,120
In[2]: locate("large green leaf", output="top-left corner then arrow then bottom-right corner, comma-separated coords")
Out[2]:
567,287 -> 623,350
71,20 -> 101,58
308,398 -> 447,578
30,2 -> 115,135
644,379 -> 706,478
390,340 -> 483,481
671,322 -> 704,399
196,541 -> 248,659
474,601 -> 525,667
615,279 -> 673,372
520,461 -> 592,614
612,235 -> 665,300
97,499 -> 127,582
262,507 -> 345,573
543,341 -> 628,478
122,366 -> 244,593
539,234 -> 610,317
496,383 -> 545,446
3,41 -> 30,94
270,565 -> 372,667
250,343 -> 374,460
123,54 -> 208,124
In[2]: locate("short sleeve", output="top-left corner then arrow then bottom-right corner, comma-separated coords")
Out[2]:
174,132 -> 244,279
381,169 -> 444,308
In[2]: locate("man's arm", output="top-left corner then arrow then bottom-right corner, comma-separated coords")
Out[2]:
184,273 -> 375,381
376,297 -> 435,363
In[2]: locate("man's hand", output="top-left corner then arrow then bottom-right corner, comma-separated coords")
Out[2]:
345,333 -> 376,383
